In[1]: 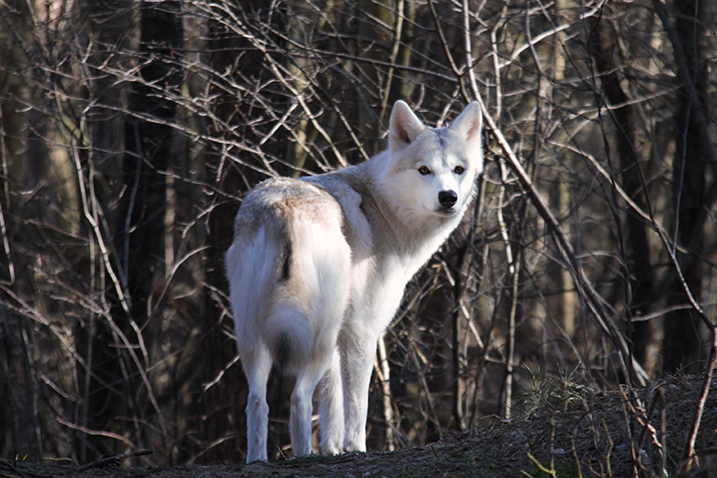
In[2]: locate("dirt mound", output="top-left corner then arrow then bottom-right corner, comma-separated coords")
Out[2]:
3,375 -> 717,477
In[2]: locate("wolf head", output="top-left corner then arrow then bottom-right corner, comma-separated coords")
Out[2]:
382,100 -> 483,226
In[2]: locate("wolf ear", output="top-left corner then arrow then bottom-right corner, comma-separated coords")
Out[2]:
389,100 -> 426,154
450,101 -> 483,145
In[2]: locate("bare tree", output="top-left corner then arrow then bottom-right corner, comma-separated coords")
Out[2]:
588,5 -> 655,369
655,0 -> 715,374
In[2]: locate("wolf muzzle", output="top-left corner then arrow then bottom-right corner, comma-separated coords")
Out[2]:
438,190 -> 458,208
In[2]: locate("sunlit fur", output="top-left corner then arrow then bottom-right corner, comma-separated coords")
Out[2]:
226,100 -> 483,462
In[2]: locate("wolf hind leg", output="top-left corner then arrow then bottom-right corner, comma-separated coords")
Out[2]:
284,204 -> 351,457
318,347 -> 344,455
289,357 -> 330,457
243,345 -> 273,463
288,324 -> 345,458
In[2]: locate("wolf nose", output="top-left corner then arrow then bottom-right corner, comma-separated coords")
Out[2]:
438,190 -> 458,208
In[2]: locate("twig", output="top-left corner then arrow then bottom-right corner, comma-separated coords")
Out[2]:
571,431 -> 584,478
462,0 -> 479,104
74,449 -> 153,472
526,450 -> 556,477
0,108 -> 15,286
681,328 -> 717,472
379,0 -> 405,123
659,387 -> 667,477
636,386 -> 665,456
375,333 -> 395,451
619,388 -> 641,477
602,419 -> 614,478
497,154 -> 519,419
56,417 -> 140,450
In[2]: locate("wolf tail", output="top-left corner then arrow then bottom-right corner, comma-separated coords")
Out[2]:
263,303 -> 313,374
226,224 -> 313,375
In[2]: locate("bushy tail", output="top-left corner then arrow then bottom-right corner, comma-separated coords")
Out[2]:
226,225 -> 313,375
263,304 -> 313,374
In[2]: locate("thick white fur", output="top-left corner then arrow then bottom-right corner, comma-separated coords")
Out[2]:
226,100 -> 483,462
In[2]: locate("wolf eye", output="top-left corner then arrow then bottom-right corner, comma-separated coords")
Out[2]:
454,166 -> 465,174
418,166 -> 431,175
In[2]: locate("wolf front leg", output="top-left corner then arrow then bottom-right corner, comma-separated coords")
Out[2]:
318,347 -> 344,454
339,331 -> 380,452
242,346 -> 273,463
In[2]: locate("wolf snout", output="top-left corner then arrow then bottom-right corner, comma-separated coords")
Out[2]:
438,190 -> 458,209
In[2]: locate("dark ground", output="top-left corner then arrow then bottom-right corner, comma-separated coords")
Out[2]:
3,375 -> 717,477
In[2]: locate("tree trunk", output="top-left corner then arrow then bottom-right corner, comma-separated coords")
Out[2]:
589,14 -> 654,369
83,0 -> 183,458
72,0 -> 135,461
119,1 -> 183,312
661,0 -> 709,373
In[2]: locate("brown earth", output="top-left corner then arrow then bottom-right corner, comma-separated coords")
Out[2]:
3,375 -> 717,478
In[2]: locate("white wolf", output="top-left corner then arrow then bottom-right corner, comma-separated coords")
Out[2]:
225,100 -> 483,462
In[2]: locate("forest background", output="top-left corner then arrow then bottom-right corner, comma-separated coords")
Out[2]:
1,0 -> 716,469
